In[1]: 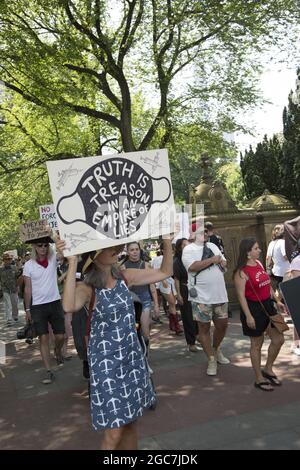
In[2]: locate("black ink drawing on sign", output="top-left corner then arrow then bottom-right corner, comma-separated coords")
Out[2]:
64,231 -> 97,251
57,164 -> 84,190
56,158 -> 171,239
140,151 -> 163,174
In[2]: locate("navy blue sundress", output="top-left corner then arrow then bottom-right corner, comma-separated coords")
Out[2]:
88,279 -> 155,429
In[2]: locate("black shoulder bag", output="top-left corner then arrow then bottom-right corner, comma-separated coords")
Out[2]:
189,245 -> 215,298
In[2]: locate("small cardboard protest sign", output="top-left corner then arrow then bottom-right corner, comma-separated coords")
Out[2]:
46,149 -> 175,255
19,219 -> 50,243
4,250 -> 18,259
39,204 -> 58,230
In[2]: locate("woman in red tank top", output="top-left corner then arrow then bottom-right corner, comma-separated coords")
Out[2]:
234,238 -> 285,391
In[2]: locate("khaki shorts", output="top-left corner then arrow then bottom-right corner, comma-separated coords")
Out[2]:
191,302 -> 228,323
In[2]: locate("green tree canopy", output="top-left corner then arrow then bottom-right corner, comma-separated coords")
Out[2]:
0,0 -> 299,156
240,69 -> 300,204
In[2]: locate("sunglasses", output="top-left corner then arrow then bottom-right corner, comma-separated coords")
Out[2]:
36,243 -> 49,248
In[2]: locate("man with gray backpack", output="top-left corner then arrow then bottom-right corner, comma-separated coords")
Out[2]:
182,225 -> 230,376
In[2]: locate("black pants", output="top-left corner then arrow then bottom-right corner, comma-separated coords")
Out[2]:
179,299 -> 198,345
71,307 -> 88,361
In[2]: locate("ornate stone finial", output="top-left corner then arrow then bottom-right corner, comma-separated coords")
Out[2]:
200,154 -> 213,183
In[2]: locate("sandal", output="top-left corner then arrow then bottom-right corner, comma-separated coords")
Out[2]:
254,381 -> 274,391
262,370 -> 282,386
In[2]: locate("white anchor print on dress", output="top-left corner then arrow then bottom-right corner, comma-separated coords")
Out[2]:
123,311 -> 133,326
114,293 -> 130,310
116,363 -> 127,380
90,367 -> 99,387
110,307 -> 122,323
97,339 -> 112,355
113,344 -> 126,361
96,410 -> 109,427
133,387 -> 143,402
111,326 -> 125,342
120,381 -> 131,399
128,350 -> 138,366
107,397 -> 121,415
129,368 -> 140,384
142,372 -> 149,389
102,377 -> 116,395
101,290 -> 111,302
90,355 -> 97,368
124,402 -> 136,420
143,393 -> 150,408
97,321 -> 109,337
111,417 -> 125,427
126,331 -> 136,347
99,358 -> 114,375
91,389 -> 105,407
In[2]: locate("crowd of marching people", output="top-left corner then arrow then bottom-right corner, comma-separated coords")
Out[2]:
1,218 -> 300,449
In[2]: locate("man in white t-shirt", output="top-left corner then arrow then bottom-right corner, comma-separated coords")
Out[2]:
23,239 -> 65,384
182,226 -> 230,376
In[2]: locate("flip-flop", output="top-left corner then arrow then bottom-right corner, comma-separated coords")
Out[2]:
254,381 -> 274,391
262,370 -> 282,386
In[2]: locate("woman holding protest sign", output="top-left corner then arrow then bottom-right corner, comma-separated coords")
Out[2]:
56,235 -> 173,450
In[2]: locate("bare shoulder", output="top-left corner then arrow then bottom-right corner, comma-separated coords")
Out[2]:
234,269 -> 247,283
76,281 -> 93,301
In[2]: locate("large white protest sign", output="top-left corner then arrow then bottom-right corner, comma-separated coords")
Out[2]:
46,149 -> 175,255
39,204 -> 58,230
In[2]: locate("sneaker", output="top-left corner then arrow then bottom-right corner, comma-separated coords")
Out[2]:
188,344 -> 198,353
82,360 -> 90,379
292,347 -> 300,356
56,357 -> 64,367
207,357 -> 217,376
42,370 -> 54,384
55,348 -> 64,367
215,348 -> 230,365
13,318 -> 19,323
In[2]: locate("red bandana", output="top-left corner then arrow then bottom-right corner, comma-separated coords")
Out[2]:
36,258 -> 48,269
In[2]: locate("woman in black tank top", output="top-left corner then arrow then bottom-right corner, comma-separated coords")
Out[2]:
123,242 -> 159,353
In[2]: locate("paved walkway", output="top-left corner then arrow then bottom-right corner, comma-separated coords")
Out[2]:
0,304 -> 300,450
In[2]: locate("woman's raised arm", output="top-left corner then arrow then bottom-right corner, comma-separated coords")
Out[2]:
123,238 -> 173,287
